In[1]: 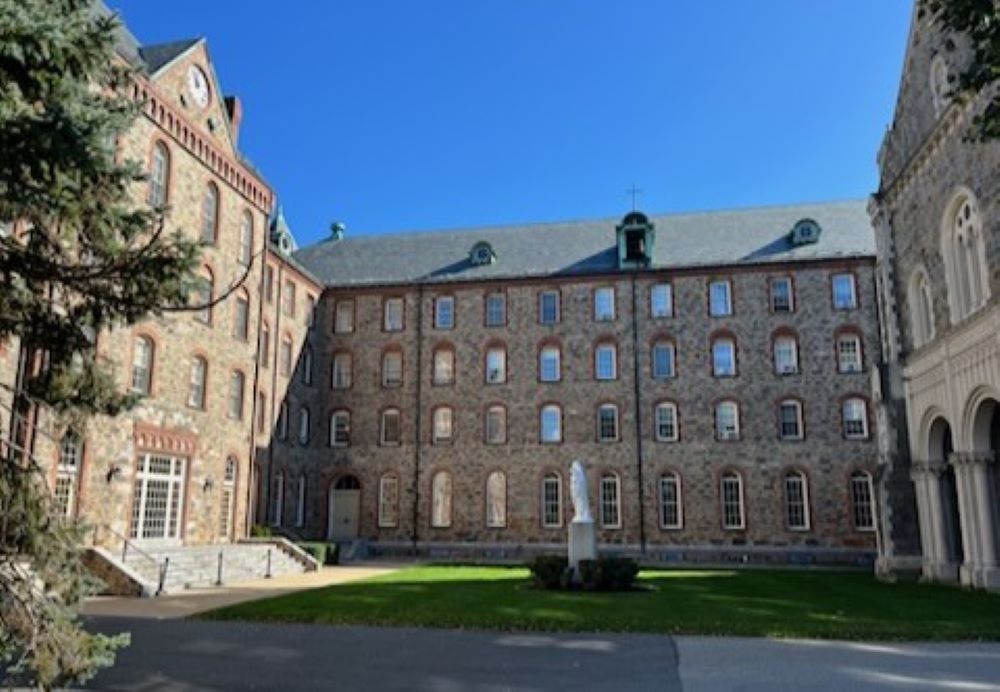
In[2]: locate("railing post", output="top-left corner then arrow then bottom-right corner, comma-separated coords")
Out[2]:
266,548 -> 272,579
216,550 -> 223,586
156,556 -> 169,596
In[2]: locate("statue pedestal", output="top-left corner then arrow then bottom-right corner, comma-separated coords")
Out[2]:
568,519 -> 597,580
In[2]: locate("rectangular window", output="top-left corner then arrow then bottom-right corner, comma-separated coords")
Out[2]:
332,353 -> 352,389
384,297 -> 404,331
381,410 -> 401,445
382,351 -> 403,387
832,273 -> 857,310
600,475 -> 621,528
652,343 -> 675,379
660,476 -> 681,529
595,344 -> 617,380
837,335 -> 863,373
779,401 -> 803,440
486,347 -> 506,384
334,300 -> 354,333
785,474 -> 810,530
594,287 -> 615,321
655,404 -> 678,442
539,291 -> 560,325
434,296 -> 455,329
539,347 -> 560,382
709,280 -> 732,316
485,292 -> 506,327
282,279 -> 295,317
721,476 -> 745,529
542,475 -> 562,528
650,283 -> 673,318
771,277 -> 794,312
485,407 -> 506,444
597,405 -> 618,442
379,476 -> 399,528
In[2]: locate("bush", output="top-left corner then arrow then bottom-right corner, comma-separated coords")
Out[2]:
528,555 -> 569,589
584,556 -> 639,591
250,524 -> 272,538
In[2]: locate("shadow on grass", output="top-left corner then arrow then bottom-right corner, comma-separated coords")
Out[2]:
200,566 -> 1000,641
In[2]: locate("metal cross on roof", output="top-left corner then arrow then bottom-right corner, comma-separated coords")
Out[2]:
626,184 -> 643,211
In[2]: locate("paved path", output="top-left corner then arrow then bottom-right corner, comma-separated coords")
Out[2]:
81,564 -> 402,619
80,617 -> 1000,691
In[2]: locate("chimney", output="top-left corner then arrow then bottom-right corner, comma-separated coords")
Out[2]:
224,96 -> 243,145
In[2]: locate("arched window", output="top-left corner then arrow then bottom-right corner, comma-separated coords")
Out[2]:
784,470 -> 810,531
651,340 -> 675,379
654,402 -> 679,442
908,268 -> 935,348
659,472 -> 682,529
486,471 -> 507,528
131,335 -> 154,394
485,405 -> 507,444
432,406 -> 453,444
850,471 -> 875,531
188,356 -> 207,409
270,471 -> 284,527
330,410 -> 350,447
195,267 -> 213,325
228,370 -> 245,420
773,334 -> 799,374
431,471 -> 452,528
715,400 -> 739,440
540,404 -> 562,443
597,403 -> 619,442
148,142 -> 169,206
541,473 -> 562,528
943,192 -> 989,322
54,432 -> 81,518
433,345 -> 455,385
238,211 -> 253,266
378,474 -> 399,527
712,336 -> 736,377
381,408 -> 401,445
302,346 -> 313,386
720,471 -> 744,530
599,472 -> 621,528
201,183 -> 219,243
539,344 -> 561,382
218,457 -> 236,539
298,406 -> 311,444
234,289 -> 250,341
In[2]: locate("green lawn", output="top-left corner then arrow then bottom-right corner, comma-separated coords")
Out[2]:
201,565 -> 1000,640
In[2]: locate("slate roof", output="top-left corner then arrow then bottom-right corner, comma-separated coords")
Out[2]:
293,200 -> 875,288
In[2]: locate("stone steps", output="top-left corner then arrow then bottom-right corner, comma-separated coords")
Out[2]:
122,542 -> 307,593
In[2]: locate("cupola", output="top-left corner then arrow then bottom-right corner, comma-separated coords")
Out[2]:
616,210 -> 655,268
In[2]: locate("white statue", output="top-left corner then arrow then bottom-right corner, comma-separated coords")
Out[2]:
570,460 -> 592,523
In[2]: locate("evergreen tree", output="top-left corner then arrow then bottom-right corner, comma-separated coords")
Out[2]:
0,0 -> 206,686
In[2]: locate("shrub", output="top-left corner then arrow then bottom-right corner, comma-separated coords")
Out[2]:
528,555 -> 569,589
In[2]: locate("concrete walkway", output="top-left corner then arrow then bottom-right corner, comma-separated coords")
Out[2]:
81,564 -> 401,619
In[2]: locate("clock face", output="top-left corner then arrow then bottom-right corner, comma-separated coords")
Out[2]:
187,66 -> 210,108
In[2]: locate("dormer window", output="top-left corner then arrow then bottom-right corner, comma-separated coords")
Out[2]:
790,219 -> 821,246
469,241 -> 496,266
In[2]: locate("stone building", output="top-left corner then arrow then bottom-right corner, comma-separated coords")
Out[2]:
870,8 -> 1000,587
267,203 -> 883,562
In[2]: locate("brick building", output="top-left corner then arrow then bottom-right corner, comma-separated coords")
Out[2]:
870,8 -> 1000,587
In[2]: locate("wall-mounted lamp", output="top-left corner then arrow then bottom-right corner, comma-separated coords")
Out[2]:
203,476 -> 215,493
105,465 -> 122,483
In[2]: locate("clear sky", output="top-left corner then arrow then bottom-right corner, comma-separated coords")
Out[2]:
109,1 -> 913,246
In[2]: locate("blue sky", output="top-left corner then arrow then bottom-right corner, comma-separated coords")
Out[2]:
110,1 -> 913,246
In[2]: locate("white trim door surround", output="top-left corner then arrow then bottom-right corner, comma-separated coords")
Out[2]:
904,302 -> 1000,589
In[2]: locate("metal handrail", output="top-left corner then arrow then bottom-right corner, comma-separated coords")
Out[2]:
92,523 -> 170,594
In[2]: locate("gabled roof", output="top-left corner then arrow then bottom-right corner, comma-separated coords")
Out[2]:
139,38 -> 201,75
294,200 -> 875,289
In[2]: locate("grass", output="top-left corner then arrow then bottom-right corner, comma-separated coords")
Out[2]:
201,565 -> 1000,641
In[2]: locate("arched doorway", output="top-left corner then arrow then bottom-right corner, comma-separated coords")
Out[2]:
928,417 -> 963,563
328,475 -> 361,540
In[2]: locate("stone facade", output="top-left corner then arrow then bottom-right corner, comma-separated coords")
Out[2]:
267,257 -> 882,561
871,5 -> 1000,587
